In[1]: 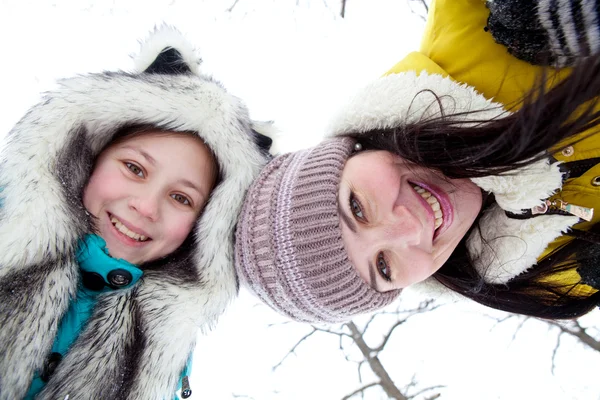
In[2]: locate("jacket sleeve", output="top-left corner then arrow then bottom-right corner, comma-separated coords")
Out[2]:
486,0 -> 600,67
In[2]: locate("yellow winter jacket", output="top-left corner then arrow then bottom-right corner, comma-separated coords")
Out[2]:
386,0 -> 600,296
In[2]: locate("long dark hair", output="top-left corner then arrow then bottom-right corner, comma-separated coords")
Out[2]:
347,56 -> 600,319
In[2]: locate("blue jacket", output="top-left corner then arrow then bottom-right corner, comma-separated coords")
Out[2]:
25,235 -> 192,399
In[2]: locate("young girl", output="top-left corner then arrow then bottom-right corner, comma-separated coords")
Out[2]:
0,27 -> 270,399
234,0 -> 600,323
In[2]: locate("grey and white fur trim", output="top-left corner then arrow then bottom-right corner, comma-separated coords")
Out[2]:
326,71 -> 578,301
486,0 -> 600,67
0,26 -> 270,399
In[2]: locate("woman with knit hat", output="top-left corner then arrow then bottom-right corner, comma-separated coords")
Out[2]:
235,0 -> 600,324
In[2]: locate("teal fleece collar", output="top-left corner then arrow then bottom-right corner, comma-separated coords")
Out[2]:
77,234 -> 143,289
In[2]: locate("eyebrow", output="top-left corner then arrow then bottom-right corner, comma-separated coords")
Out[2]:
122,145 -> 157,166
178,179 -> 204,198
122,145 -> 206,199
337,199 -> 357,233
368,260 -> 380,292
337,199 -> 379,291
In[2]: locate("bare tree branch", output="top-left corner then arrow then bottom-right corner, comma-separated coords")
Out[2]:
341,0 -> 347,18
226,0 -> 241,12
407,385 -> 446,400
362,312 -> 379,334
545,320 -> 600,352
272,328 -> 317,371
550,330 -> 562,375
491,315 -> 600,376
373,301 -> 439,353
347,322 -> 408,400
341,381 -> 380,400
511,316 -> 528,342
274,300 -> 442,399
373,319 -> 407,353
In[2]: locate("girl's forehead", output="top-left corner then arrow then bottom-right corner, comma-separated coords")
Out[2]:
107,131 -> 216,176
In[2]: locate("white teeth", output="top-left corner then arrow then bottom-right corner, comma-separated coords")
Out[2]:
412,185 -> 444,231
110,216 -> 149,242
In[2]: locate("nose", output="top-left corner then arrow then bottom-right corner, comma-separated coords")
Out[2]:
382,204 -> 423,246
129,192 -> 160,221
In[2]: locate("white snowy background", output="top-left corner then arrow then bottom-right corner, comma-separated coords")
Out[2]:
1,1 -> 599,399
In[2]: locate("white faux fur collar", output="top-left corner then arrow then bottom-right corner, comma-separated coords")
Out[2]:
327,71 -> 580,296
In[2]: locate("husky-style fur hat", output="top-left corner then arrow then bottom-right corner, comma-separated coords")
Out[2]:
0,26 -> 271,399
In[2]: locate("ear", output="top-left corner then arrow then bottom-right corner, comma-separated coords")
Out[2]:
134,25 -> 201,75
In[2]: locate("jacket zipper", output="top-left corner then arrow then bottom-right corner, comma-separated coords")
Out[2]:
531,199 -> 594,221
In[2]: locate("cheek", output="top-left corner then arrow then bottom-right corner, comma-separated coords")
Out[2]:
400,251 -> 438,287
163,214 -> 197,247
452,180 -> 483,228
82,174 -> 103,216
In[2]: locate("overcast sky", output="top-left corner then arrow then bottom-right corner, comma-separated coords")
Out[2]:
1,1 -> 599,399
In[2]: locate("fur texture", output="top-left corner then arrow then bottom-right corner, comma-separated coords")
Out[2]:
0,26 -> 269,400
327,71 -> 580,299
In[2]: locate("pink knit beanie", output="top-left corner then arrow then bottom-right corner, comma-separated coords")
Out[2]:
235,137 -> 401,324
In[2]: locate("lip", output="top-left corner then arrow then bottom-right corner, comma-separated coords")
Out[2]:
409,181 -> 454,240
106,212 -> 152,246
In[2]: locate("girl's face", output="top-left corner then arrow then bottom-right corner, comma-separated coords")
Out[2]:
83,131 -> 217,265
338,150 -> 482,291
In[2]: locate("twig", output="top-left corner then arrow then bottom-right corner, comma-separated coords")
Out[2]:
373,319 -> 407,352
227,0 -> 241,12
550,331 -> 562,375
341,382 -> 379,400
407,385 -> 446,399
272,328 -> 317,371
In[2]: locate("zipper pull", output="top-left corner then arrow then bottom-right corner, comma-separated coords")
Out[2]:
550,199 -> 594,221
531,201 -> 550,215
531,199 -> 594,221
554,200 -> 594,221
181,376 -> 192,399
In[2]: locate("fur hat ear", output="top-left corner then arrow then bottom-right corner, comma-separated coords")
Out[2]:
134,25 -> 201,75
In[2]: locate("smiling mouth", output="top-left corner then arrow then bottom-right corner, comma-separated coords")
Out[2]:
110,215 -> 150,242
412,184 -> 443,231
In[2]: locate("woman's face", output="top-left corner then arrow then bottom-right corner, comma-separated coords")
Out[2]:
338,150 -> 482,291
83,131 -> 217,265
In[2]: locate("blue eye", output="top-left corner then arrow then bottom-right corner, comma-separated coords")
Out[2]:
377,252 -> 391,281
125,162 -> 144,178
349,193 -> 365,221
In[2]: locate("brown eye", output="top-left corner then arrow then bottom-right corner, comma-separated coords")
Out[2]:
125,162 -> 144,178
376,252 -> 391,282
171,193 -> 191,206
349,192 -> 365,221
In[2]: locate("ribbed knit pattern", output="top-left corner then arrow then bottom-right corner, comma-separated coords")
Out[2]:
235,137 -> 401,324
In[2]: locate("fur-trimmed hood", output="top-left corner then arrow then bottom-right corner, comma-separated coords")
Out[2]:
326,71 -> 579,300
0,26 -> 270,399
